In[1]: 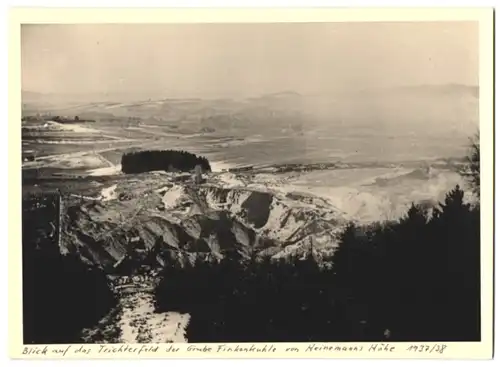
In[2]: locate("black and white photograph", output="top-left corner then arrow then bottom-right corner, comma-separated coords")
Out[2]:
18,17 -> 491,351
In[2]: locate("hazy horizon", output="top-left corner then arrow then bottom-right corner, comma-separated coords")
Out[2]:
21,22 -> 478,99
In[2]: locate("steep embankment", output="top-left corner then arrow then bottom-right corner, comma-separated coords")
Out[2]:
60,172 -> 347,269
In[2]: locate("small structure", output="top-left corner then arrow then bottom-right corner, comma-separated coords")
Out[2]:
193,164 -> 204,184
22,150 -> 36,162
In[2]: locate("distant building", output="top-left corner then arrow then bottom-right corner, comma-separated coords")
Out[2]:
22,150 -> 36,162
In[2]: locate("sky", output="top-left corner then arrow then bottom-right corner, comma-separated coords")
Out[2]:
21,22 -> 478,98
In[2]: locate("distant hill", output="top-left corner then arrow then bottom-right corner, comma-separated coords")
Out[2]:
258,90 -> 302,99
21,84 -> 478,138
374,84 -> 479,98
22,84 -> 478,106
22,91 -> 47,100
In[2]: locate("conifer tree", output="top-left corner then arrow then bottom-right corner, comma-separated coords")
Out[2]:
460,131 -> 480,198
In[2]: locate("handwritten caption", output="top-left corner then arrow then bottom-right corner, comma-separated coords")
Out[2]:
21,343 -> 448,357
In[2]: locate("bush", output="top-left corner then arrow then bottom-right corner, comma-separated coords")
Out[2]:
121,150 -> 211,174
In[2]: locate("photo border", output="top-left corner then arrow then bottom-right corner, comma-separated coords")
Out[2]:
8,7 -> 495,359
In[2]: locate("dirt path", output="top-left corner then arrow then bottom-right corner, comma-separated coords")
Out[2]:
22,139 -> 157,169
81,282 -> 190,344
118,291 -> 189,343
96,152 -> 116,168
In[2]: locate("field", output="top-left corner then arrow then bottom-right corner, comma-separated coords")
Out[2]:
21,86 -> 478,222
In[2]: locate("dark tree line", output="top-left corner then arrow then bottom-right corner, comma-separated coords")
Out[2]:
333,186 -> 480,341
21,115 -> 95,123
22,194 -> 117,344
154,136 -> 481,342
121,150 -> 211,174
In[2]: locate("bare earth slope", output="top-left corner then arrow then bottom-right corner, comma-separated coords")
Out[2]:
61,171 -> 348,269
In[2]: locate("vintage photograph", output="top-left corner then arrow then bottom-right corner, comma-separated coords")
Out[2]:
21,21 -> 482,345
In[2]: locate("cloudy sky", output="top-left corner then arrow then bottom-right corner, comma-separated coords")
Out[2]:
21,22 -> 478,98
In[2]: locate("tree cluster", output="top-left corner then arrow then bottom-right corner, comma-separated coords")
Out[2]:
121,150 -> 211,174
333,186 -> 480,341
459,132 -> 480,198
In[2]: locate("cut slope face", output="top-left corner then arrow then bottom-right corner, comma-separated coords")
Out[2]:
61,173 -> 347,269
240,191 -> 273,228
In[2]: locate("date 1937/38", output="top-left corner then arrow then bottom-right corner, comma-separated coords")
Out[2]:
406,344 -> 448,354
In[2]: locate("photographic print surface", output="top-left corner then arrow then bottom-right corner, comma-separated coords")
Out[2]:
11,8 -> 494,359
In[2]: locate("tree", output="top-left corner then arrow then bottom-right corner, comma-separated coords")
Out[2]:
460,131 -> 480,198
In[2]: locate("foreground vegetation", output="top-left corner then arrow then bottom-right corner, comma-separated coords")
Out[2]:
22,193 -> 117,344
121,149 -> 211,174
